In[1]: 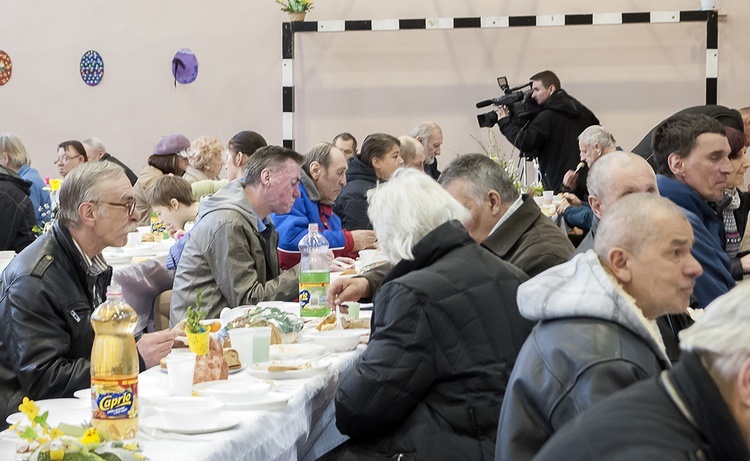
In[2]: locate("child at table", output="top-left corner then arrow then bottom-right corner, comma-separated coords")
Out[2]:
147,175 -> 200,270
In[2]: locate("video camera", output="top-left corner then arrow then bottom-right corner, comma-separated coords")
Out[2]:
476,76 -> 541,128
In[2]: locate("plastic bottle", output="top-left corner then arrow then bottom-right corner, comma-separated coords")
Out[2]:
298,223 -> 330,316
90,286 -> 139,440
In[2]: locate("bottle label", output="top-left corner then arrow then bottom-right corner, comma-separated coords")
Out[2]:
92,377 -> 138,419
299,282 -> 328,309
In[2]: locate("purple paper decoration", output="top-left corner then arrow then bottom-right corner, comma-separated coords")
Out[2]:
80,50 -> 104,86
0,50 -> 12,86
172,48 -> 198,85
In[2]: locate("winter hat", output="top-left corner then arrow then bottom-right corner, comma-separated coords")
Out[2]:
153,134 -> 190,157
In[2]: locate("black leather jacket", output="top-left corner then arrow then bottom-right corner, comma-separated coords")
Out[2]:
0,222 -> 112,427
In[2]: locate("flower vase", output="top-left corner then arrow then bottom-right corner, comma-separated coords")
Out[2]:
186,329 -> 210,356
288,12 -> 306,22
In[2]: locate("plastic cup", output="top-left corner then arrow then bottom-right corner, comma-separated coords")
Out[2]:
343,302 -> 360,319
0,439 -> 17,460
542,190 -> 554,205
127,232 -> 141,247
165,352 -> 196,396
358,249 -> 377,266
251,326 -> 272,364
229,328 -> 255,365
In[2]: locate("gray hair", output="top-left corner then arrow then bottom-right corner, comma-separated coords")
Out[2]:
82,137 -> 106,154
397,136 -> 421,166
58,161 -> 129,228
0,133 -> 31,170
367,168 -> 470,264
303,142 -> 335,176
438,154 -> 519,204
410,121 -> 441,146
578,125 -> 616,150
680,283 -> 750,386
241,145 -> 304,187
594,193 -> 686,259
587,151 -> 653,202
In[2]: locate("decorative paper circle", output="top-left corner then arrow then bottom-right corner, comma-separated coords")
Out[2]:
171,48 -> 198,85
80,50 -> 104,86
0,50 -> 12,86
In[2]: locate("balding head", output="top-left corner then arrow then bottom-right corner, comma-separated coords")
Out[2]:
594,193 -> 702,319
587,151 -> 657,219
397,136 -> 425,171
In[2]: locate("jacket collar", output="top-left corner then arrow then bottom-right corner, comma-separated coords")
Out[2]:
300,169 -> 322,203
666,351 -> 750,460
657,175 -> 719,224
482,195 -> 540,257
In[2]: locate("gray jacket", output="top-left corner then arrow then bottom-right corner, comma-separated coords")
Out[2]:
170,181 -> 299,325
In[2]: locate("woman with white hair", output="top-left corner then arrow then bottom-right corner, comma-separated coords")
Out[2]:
183,135 -> 224,183
327,168 -> 534,460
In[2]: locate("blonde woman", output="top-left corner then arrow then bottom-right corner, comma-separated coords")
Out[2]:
183,136 -> 224,183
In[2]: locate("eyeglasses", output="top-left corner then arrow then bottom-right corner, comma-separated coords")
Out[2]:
91,200 -> 137,217
53,154 -> 82,165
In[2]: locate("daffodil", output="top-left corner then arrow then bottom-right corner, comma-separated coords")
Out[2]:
80,428 -> 101,445
49,447 -> 65,460
18,397 -> 39,422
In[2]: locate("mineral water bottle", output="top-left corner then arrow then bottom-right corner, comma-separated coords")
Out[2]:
299,223 -> 330,316
90,286 -> 139,440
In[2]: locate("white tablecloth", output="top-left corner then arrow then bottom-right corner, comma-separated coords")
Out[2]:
139,345 -> 365,461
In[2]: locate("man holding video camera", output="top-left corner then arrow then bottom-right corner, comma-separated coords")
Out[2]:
497,70 -> 599,194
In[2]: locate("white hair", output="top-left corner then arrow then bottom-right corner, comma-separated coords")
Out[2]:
367,168 -> 470,264
578,125 -> 616,150
680,283 -> 750,384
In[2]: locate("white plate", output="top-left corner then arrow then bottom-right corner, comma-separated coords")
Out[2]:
248,360 -> 330,380
6,398 -> 89,427
104,255 -> 133,265
73,388 -> 90,400
269,343 -> 326,360
192,384 -> 290,411
160,363 -> 246,374
140,414 -> 239,435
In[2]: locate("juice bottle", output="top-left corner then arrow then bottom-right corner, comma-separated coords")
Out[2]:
299,223 -> 330,317
90,286 -> 139,440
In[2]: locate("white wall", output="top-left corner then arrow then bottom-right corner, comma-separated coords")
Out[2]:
0,0 -> 747,180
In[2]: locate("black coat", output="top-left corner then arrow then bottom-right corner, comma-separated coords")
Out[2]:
331,221 -> 534,460
334,155 -> 378,230
101,153 -> 138,186
0,165 -> 36,253
535,351 -> 750,461
498,89 -> 599,193
0,222 -> 113,427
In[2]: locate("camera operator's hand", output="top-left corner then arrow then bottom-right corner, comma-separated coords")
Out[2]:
495,106 -> 511,120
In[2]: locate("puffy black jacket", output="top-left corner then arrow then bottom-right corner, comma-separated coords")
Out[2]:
0,222 -> 112,427
498,89 -> 599,193
333,221 -> 534,460
0,165 -> 36,253
334,155 -> 378,231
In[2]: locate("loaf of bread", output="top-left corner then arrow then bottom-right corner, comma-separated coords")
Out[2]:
223,348 -> 241,369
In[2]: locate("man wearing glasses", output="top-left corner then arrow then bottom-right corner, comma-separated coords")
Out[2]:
0,162 -> 178,427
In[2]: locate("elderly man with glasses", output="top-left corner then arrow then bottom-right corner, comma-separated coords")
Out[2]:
0,162 -> 178,427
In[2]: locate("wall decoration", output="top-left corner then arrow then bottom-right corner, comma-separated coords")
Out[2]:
172,48 -> 198,86
0,50 -> 12,86
80,50 -> 104,86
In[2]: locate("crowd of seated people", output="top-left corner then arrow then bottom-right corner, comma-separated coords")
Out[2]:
2,99 -> 750,459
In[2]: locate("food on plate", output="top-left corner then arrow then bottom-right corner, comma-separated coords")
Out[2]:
266,362 -> 313,372
224,306 -> 304,344
141,233 -> 154,243
223,348 -> 241,370
316,313 -> 371,331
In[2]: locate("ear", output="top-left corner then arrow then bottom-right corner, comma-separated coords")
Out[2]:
735,357 -> 750,407
261,168 -> 272,185
235,151 -> 246,168
668,152 -> 685,177
589,195 -> 604,219
77,202 -> 98,228
309,161 -> 322,180
486,190 -> 503,216
548,84 -> 557,94
607,247 -> 632,283
371,156 -> 382,170
169,198 -> 181,210
0,152 -> 9,166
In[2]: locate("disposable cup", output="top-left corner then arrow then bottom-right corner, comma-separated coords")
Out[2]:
127,232 -> 141,247
251,326 -> 272,364
229,328 -> 255,365
542,190 -> 554,205
165,352 -> 196,396
343,302 -> 360,319
0,439 -> 17,460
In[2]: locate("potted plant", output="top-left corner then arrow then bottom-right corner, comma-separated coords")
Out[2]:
275,0 -> 313,22
185,290 -> 210,356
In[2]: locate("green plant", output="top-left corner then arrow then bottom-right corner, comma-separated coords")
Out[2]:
275,0 -> 313,13
185,290 -> 206,334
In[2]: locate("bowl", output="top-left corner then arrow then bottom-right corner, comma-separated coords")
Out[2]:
307,329 -> 366,352
196,381 -> 271,404
153,397 -> 223,431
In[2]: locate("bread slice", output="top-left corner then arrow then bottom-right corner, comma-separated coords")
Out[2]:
223,348 -> 241,369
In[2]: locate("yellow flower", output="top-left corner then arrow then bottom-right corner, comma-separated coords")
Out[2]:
49,447 -> 65,460
135,454 -> 146,460
49,178 -> 62,191
80,428 -> 101,445
124,442 -> 139,451
49,428 -> 64,440
18,397 -> 39,421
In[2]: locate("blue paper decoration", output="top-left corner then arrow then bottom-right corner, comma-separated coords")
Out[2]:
80,50 -> 104,86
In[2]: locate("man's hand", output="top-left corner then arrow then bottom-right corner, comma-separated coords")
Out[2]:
495,106 -> 510,120
327,276 -> 371,308
351,230 -> 377,252
136,327 -> 180,369
562,170 -> 579,189
562,192 -> 582,207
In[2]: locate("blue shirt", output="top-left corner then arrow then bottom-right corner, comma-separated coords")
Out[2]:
17,164 -> 52,226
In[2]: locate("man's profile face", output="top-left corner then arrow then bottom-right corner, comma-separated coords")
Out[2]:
444,178 -> 495,243
267,158 -> 302,214
673,132 -> 732,202
579,139 -> 601,168
315,148 -> 348,202
423,130 -> 443,165
334,138 -> 356,160
94,174 -> 139,248
531,80 -> 554,105
624,214 -> 702,319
